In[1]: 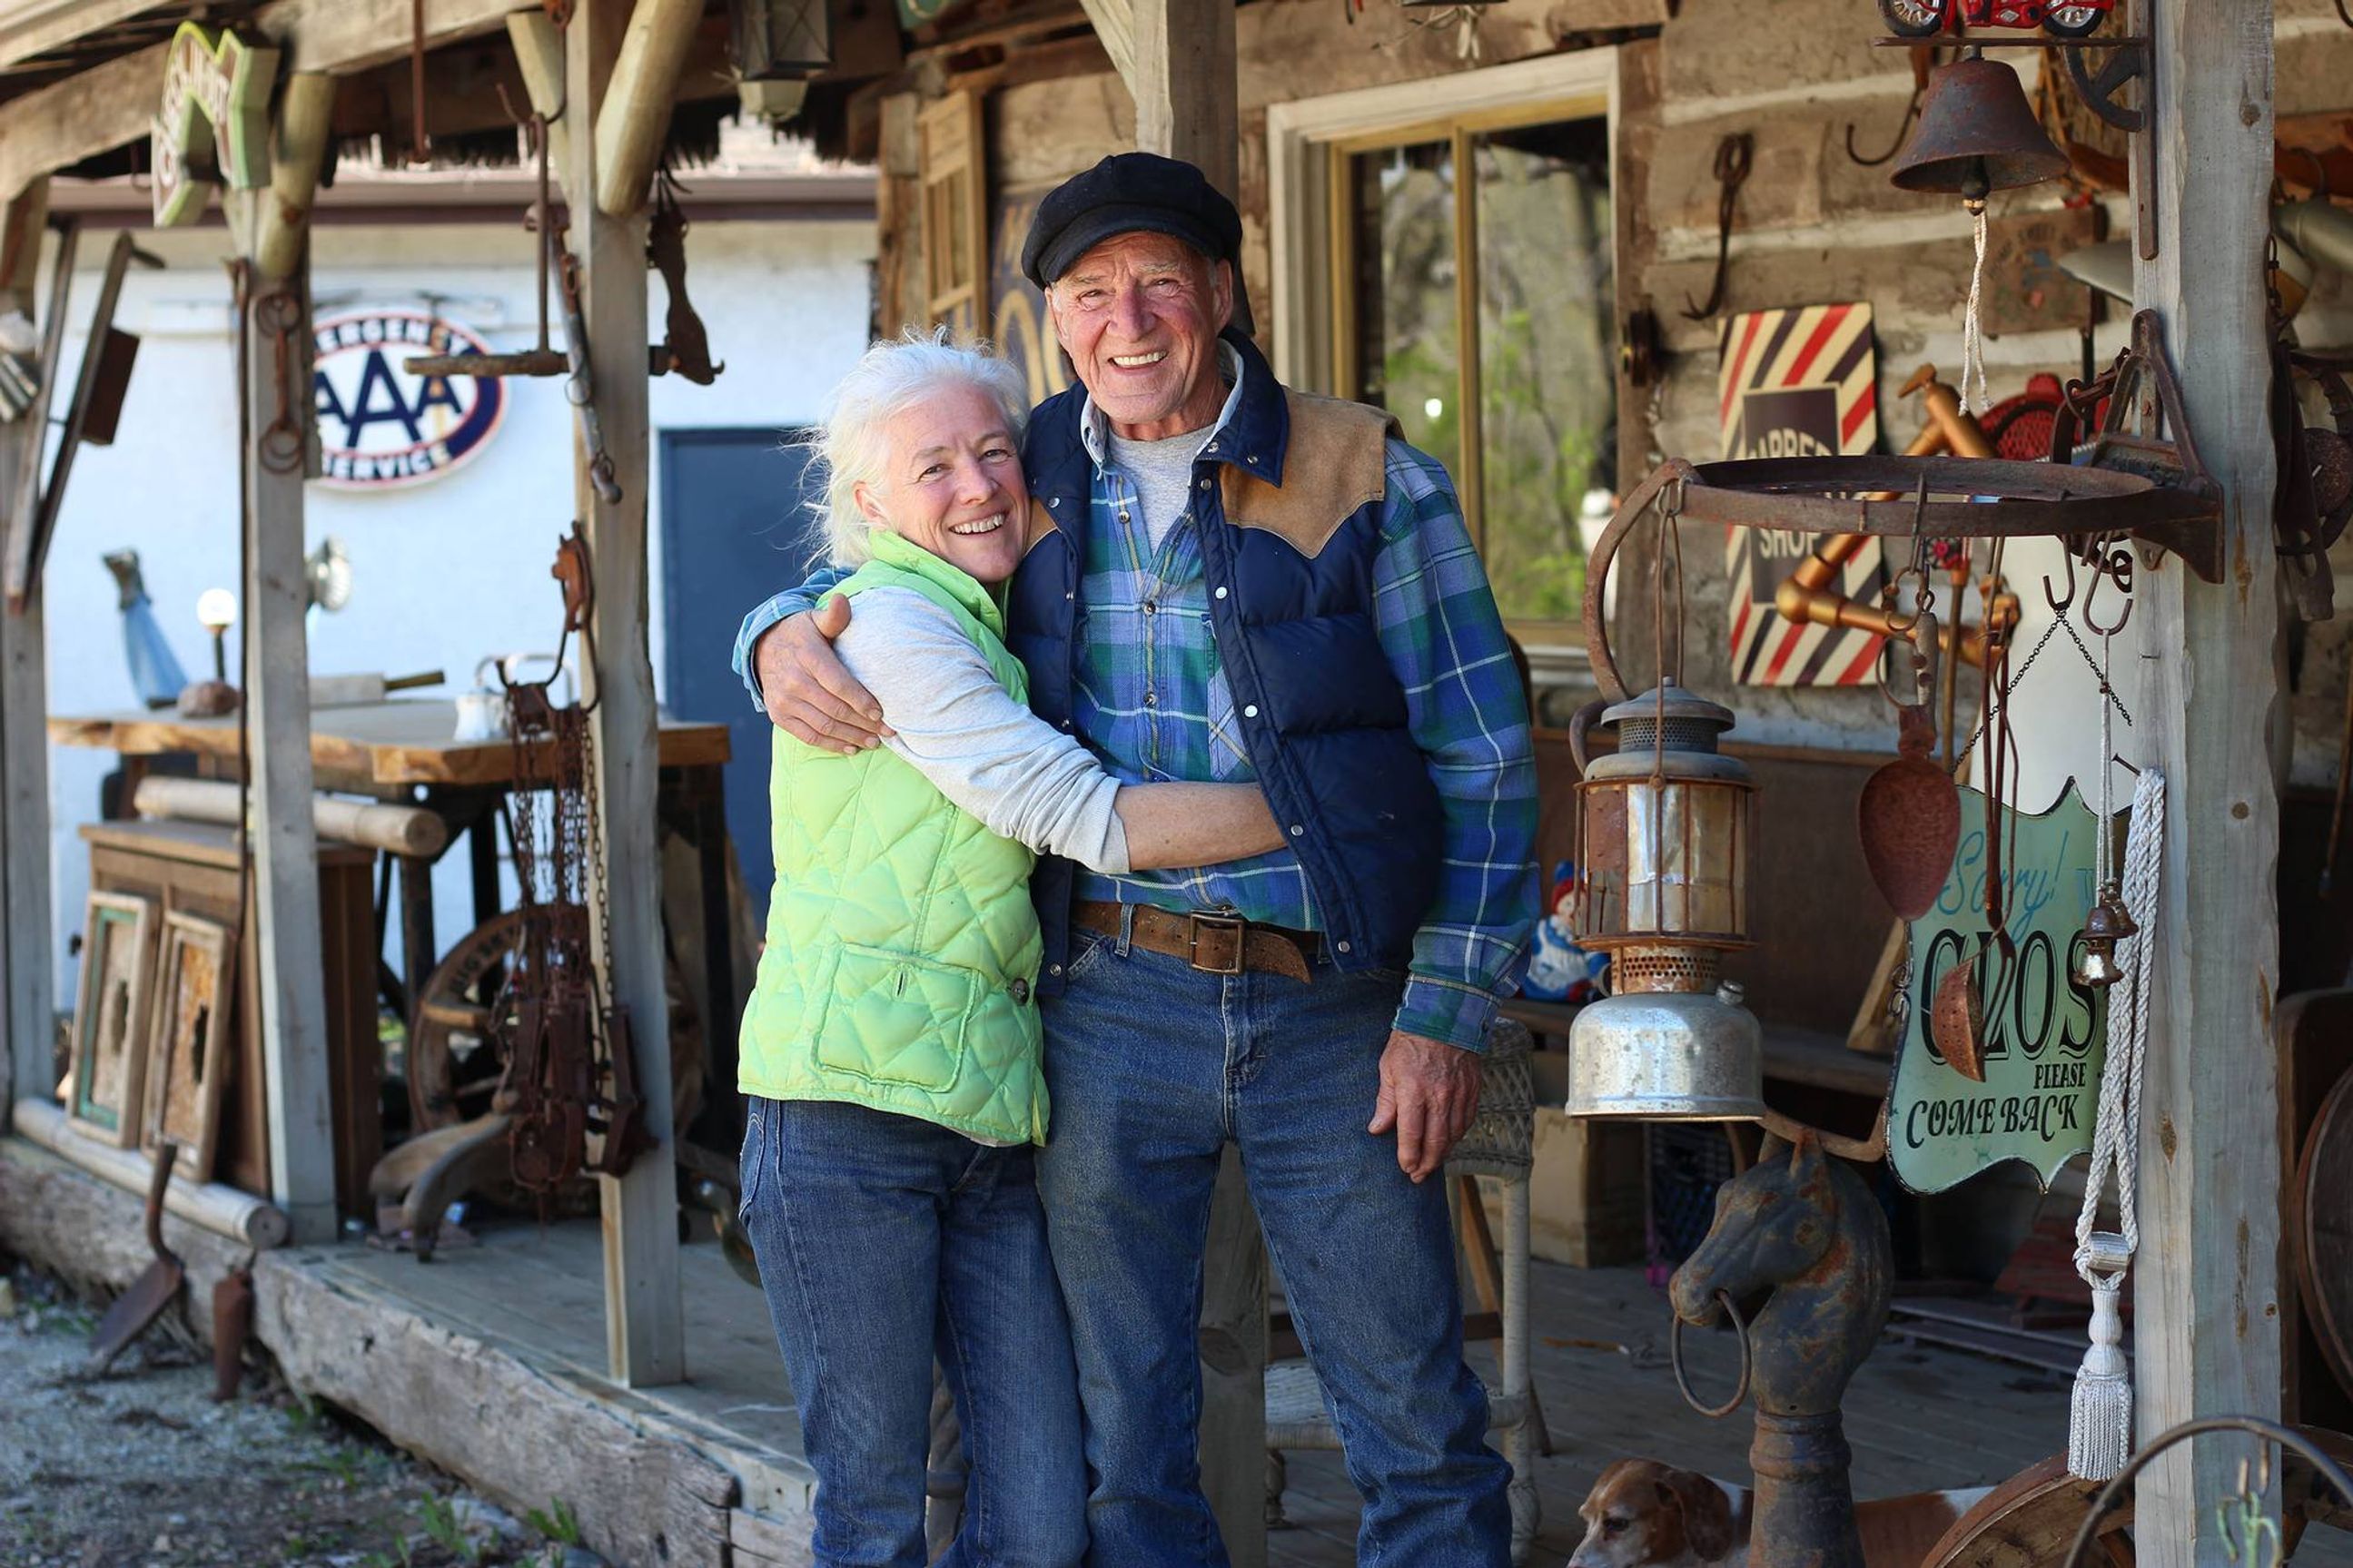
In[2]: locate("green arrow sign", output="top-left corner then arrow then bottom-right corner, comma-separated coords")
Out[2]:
1890,780 -> 2112,1194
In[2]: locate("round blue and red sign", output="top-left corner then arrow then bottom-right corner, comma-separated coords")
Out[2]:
312,310 -> 506,490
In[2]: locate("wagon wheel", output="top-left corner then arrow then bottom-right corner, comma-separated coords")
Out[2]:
407,909 -> 529,1134
402,907 -> 727,1215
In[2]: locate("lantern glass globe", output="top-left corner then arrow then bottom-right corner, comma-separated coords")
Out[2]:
195,588 -> 237,634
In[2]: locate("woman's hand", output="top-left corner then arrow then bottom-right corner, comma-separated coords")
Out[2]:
756,594 -> 890,754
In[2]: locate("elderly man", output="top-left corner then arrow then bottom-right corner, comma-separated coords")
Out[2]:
734,153 -> 1537,1568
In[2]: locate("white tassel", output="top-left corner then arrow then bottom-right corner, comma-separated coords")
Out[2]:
2069,1277 -> 2131,1481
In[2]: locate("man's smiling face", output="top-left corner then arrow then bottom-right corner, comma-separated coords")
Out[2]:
1046,231 -> 1233,441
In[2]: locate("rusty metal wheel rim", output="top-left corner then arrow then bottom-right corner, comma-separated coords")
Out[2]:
1669,1289 -> 1752,1419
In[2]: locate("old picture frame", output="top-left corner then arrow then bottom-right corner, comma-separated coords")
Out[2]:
65,891 -> 156,1146
140,910 -> 237,1183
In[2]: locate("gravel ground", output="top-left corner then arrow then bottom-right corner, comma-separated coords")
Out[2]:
0,1264 -> 602,1568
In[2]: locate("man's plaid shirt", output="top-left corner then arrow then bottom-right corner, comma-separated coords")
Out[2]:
733,367 -> 1538,1051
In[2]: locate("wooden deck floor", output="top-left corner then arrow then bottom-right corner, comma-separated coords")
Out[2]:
317,1216 -> 2102,1567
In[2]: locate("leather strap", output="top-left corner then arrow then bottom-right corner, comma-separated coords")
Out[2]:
1072,900 -> 1319,983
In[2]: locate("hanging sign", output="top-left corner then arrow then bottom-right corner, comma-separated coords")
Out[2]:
152,23 -> 280,228
311,311 -> 507,491
1890,780 -> 2111,1194
1717,301 -> 1888,687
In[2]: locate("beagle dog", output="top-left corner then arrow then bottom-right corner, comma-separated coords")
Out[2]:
1568,1457 -> 1992,1568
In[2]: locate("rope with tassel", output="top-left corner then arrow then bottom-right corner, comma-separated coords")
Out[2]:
2068,764 -> 2164,1482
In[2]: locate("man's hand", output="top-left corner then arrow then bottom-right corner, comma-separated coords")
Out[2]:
1368,1030 -> 1482,1182
755,594 -> 888,754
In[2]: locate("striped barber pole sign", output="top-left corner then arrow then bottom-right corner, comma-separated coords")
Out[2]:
1717,302 -> 1885,687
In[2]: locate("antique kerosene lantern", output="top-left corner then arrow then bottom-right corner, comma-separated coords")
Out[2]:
1564,678 -> 1765,1122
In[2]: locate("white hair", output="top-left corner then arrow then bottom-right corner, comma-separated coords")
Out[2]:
803,328 -> 1030,569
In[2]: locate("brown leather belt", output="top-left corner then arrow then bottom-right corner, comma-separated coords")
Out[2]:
1072,900 -> 1320,983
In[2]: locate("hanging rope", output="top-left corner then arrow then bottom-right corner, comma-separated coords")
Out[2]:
2068,764 -> 2166,1482
1961,205 -> 1992,416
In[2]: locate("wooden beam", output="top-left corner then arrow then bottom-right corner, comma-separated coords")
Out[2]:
249,74 -> 336,280
239,251 -> 338,1247
505,10 -> 574,177
251,0 -> 524,76
568,0 -> 685,1389
1075,0 -> 1135,87
1128,0 -> 1236,197
2131,1 -> 2282,1562
0,0 -> 160,74
0,0 -> 519,205
592,0 -> 702,219
1122,5 -> 1251,1556
0,178 -> 47,1132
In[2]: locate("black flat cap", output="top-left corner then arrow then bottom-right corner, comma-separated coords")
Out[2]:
1021,153 -> 1253,333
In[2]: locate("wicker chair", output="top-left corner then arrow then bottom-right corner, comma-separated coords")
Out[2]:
1263,1017 -> 1547,1562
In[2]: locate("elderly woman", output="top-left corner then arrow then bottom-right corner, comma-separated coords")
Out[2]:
737,332 -> 1283,1568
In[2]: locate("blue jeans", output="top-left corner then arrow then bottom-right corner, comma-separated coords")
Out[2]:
739,1097 -> 1088,1568
1036,925 -> 1511,1567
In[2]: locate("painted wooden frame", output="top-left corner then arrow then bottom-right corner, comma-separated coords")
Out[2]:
139,910 -> 238,1182
1265,50 -> 1616,655
64,890 -> 155,1146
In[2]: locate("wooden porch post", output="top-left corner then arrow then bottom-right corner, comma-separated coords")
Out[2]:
230,74 -> 340,1245
0,178 -> 51,1128
568,0 -> 686,1388
2131,1 -> 2283,1560
1118,3 -> 1259,1558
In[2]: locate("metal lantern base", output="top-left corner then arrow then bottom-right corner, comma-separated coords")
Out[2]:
1566,990 -> 1765,1122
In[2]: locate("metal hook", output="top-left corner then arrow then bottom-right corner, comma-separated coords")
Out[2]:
1682,133 -> 1753,322
1845,48 -> 1932,168
2082,537 -> 2135,636
2044,548 -> 2080,616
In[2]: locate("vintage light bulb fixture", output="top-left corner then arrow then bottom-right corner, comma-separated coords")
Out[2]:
177,587 -> 241,717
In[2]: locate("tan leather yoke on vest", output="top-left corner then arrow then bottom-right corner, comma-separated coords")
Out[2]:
1220,390 -> 1396,560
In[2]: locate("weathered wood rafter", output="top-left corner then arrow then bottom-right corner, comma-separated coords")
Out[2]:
0,0 -> 520,204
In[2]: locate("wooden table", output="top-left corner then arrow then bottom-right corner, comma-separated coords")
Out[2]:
49,698 -> 729,792
52,700 -> 741,1149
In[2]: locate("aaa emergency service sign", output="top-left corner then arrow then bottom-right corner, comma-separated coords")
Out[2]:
311,310 -> 504,490
1890,782 -> 2111,1194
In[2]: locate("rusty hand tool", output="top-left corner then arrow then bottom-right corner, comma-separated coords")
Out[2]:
88,1140 -> 185,1373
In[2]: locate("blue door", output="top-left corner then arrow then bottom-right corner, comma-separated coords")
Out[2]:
659,427 -> 824,916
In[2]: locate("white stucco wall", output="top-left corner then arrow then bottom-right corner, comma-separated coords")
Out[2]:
38,214 -> 875,996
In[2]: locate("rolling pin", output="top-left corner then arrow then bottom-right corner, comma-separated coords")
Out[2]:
309,669 -> 444,708
132,775 -> 449,858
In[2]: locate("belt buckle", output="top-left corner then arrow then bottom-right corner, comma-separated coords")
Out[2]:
1186,912 -> 1248,976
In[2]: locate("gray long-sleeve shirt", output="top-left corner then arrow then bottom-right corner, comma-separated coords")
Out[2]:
832,586 -> 1132,874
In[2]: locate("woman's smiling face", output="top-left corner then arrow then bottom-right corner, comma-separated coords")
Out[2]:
855,382 -> 1028,586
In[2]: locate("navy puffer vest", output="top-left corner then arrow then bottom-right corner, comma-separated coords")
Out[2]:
1006,331 -> 1443,996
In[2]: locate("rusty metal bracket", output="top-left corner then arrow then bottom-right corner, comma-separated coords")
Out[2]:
2062,35 -> 2148,132
2051,309 -> 2225,582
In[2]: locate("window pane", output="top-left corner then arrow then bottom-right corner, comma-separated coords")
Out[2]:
1348,142 -> 1458,480
1474,119 -> 1614,627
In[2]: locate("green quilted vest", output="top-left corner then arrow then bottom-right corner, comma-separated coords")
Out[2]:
738,528 -> 1048,1146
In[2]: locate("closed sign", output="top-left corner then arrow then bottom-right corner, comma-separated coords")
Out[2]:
312,310 -> 505,490
1890,781 -> 2111,1194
